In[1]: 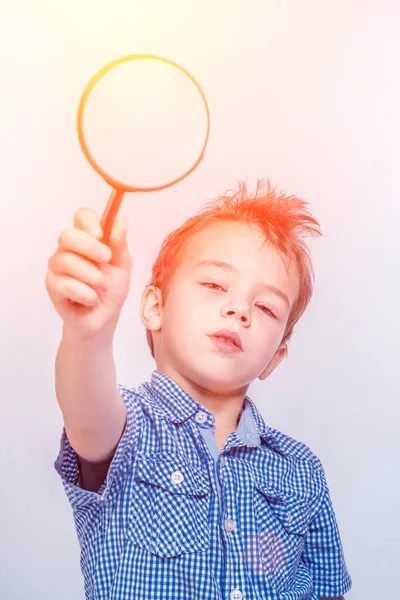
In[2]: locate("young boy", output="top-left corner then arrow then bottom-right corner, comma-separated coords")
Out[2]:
47,179 -> 352,600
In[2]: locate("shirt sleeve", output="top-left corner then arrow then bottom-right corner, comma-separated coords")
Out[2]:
302,456 -> 353,598
53,383 -> 141,511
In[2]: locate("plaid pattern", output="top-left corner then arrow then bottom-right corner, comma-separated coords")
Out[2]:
54,369 -> 352,599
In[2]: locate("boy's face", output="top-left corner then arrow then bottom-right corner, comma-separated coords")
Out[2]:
141,221 -> 300,396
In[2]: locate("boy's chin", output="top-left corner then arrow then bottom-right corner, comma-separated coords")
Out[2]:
187,363 -> 254,390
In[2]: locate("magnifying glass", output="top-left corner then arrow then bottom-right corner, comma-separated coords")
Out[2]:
77,54 -> 210,244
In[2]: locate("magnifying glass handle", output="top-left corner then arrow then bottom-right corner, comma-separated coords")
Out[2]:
100,187 -> 125,245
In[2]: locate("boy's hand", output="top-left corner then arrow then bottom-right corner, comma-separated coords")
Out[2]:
45,208 -> 132,337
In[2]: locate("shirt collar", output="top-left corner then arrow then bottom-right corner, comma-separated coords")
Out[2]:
139,370 -> 286,455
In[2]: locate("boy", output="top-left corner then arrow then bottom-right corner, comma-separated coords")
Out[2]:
46,179 -> 352,599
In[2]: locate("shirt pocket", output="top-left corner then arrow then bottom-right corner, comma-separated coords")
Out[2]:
127,454 -> 211,558
253,480 -> 309,592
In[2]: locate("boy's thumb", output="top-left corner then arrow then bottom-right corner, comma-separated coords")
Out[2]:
108,218 -> 131,268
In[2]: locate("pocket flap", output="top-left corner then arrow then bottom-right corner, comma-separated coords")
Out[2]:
135,454 -> 210,496
254,480 -> 309,535
273,497 -> 309,535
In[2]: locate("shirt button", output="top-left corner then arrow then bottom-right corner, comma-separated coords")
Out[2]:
171,470 -> 184,484
220,455 -> 225,467
225,518 -> 236,532
195,411 -> 207,424
287,513 -> 292,524
230,590 -> 243,600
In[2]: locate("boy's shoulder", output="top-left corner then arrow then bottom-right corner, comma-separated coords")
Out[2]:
264,422 -> 324,471
247,397 -> 323,468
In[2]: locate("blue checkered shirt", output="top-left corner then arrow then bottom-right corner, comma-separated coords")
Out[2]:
54,369 -> 352,599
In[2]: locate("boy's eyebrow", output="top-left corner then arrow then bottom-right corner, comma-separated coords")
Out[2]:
193,259 -> 290,307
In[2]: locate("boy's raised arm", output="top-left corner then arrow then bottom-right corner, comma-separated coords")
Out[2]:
55,326 -> 126,463
46,207 -> 133,467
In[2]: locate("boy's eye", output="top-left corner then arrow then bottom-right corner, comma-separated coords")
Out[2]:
201,282 -> 278,319
258,305 -> 277,319
202,282 -> 224,291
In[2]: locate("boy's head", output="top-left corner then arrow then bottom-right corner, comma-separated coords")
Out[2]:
140,179 -> 321,393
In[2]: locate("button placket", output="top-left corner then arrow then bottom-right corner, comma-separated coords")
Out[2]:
226,555 -> 231,579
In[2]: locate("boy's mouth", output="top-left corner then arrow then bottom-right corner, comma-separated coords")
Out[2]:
209,336 -> 243,354
209,329 -> 243,351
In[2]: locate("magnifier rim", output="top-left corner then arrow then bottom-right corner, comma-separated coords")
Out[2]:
76,53 -> 210,192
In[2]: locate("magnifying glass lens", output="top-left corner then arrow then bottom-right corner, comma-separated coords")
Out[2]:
80,58 -> 209,190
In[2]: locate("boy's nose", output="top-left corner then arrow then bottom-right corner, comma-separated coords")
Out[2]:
224,305 -> 251,324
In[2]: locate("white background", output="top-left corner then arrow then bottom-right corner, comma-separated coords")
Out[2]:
1,1 -> 399,598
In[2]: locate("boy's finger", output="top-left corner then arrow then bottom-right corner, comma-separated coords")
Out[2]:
107,219 -> 131,268
73,208 -> 103,238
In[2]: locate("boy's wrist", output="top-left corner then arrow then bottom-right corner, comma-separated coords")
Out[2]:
61,322 -> 117,346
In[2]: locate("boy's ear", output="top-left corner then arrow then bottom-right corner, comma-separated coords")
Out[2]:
140,286 -> 163,332
258,343 -> 287,381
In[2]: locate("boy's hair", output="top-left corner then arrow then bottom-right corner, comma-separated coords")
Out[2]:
144,179 -> 322,359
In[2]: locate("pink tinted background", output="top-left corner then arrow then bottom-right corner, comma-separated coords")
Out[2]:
1,1 -> 399,598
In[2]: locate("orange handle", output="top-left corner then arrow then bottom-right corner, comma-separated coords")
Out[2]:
100,187 -> 125,244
